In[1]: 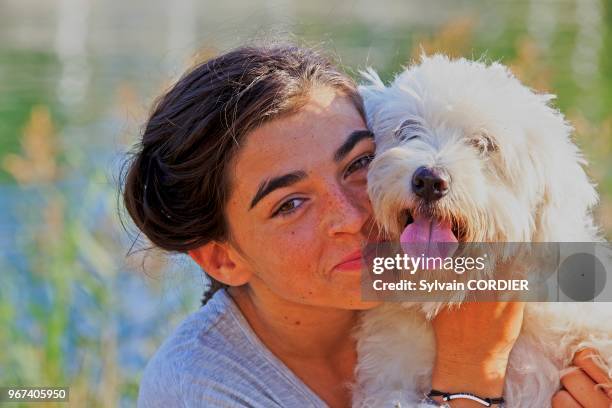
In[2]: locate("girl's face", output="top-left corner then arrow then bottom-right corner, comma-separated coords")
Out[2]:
224,87 -> 381,310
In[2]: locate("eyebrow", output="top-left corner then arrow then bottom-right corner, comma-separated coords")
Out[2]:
333,129 -> 374,162
249,171 -> 307,210
249,129 -> 374,210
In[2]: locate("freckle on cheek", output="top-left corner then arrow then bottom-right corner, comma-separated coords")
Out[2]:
294,320 -> 301,325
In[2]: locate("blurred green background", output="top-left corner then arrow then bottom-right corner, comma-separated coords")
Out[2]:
1,0 -> 610,406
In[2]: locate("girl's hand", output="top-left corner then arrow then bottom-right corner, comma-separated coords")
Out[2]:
552,348 -> 612,408
430,302 -> 525,407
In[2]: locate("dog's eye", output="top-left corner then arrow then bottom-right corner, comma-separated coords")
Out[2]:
394,118 -> 425,143
399,134 -> 420,142
469,131 -> 498,154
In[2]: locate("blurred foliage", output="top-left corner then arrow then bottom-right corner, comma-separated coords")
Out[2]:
0,3 -> 610,407
0,96 -> 197,407
3,106 -> 59,184
0,50 -> 63,183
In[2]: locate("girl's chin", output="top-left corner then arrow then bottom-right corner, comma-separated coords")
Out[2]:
348,299 -> 383,311
296,290 -> 381,311
325,294 -> 382,311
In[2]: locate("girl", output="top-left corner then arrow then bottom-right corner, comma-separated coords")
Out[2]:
123,44 -> 611,408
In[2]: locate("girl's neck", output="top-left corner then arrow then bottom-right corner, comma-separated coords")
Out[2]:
228,283 -> 358,360
228,283 -> 358,408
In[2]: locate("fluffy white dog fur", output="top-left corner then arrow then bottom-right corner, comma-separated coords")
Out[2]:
353,55 -> 612,407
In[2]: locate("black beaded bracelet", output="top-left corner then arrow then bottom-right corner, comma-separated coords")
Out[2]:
427,389 -> 505,407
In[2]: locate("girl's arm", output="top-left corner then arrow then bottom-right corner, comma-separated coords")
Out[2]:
430,303 -> 611,407
430,302 -> 524,407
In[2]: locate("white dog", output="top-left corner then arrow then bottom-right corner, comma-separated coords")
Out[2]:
353,55 -> 612,407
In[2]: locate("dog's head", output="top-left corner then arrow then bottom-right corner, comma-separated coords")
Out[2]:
360,54 -> 599,245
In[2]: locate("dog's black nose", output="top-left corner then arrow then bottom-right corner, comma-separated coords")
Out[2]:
412,167 -> 449,201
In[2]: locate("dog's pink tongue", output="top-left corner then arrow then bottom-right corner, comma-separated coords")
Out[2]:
400,214 -> 457,261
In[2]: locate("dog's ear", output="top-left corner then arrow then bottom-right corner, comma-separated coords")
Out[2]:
359,67 -> 385,89
358,68 -> 388,136
528,98 -> 601,241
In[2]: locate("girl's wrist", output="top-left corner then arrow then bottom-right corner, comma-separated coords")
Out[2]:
431,355 -> 508,405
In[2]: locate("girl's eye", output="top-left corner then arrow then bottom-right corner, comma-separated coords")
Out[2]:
272,198 -> 306,217
345,154 -> 374,178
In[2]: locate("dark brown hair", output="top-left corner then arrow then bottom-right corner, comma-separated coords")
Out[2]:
122,43 -> 364,305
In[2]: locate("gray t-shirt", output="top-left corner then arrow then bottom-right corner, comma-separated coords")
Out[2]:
137,289 -> 329,407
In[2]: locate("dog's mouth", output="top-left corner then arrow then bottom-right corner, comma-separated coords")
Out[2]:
401,209 -> 464,242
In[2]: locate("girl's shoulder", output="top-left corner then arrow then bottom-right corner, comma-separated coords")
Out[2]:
137,289 -> 328,408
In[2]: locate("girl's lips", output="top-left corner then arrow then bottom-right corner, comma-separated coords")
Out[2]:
334,250 -> 364,271
333,240 -> 390,272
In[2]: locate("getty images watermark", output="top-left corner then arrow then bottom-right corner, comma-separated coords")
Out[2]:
360,242 -> 612,302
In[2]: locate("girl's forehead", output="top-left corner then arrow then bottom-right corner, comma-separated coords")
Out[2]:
241,91 -> 363,159
303,86 -> 339,109
227,91 -> 367,199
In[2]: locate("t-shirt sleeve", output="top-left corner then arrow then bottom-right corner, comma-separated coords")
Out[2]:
137,342 -> 285,408
137,348 -> 183,408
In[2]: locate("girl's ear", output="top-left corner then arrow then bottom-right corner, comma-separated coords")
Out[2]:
188,242 -> 252,286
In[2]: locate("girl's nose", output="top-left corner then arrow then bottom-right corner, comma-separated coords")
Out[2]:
324,184 -> 372,237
